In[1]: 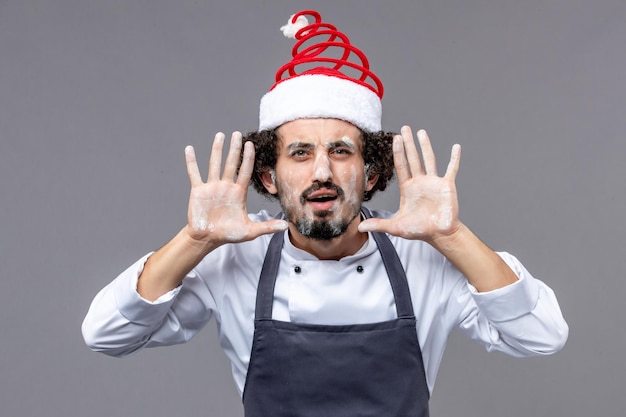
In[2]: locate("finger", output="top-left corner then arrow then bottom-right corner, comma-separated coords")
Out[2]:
393,135 -> 411,184
444,144 -> 461,180
401,125 -> 424,176
358,217 -> 387,233
417,130 -> 438,176
222,131 -> 243,181
207,132 -> 226,181
185,146 -> 202,186
237,140 -> 255,187
249,219 -> 289,238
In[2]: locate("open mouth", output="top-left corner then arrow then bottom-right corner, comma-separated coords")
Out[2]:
307,195 -> 337,203
300,183 -> 344,212
304,189 -> 339,211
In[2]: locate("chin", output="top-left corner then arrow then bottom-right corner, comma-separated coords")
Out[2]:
312,209 -> 333,218
294,218 -> 347,240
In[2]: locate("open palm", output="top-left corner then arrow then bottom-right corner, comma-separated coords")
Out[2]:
359,127 -> 461,244
185,132 -> 287,245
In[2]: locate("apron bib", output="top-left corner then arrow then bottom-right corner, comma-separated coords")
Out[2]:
243,208 -> 430,417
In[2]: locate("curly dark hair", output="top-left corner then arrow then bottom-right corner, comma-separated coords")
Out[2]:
242,128 -> 396,201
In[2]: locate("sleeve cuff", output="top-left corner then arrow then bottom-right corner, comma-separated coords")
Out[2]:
112,253 -> 182,325
467,252 -> 541,322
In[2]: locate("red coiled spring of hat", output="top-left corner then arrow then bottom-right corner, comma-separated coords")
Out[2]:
272,10 -> 384,99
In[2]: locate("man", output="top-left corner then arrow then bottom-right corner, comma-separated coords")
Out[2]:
82,10 -> 568,417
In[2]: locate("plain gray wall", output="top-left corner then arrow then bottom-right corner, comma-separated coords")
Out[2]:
1,0 -> 624,416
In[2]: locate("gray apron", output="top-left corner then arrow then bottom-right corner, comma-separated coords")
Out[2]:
242,208 -> 430,416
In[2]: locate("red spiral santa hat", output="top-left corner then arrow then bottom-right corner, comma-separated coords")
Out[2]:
259,10 -> 384,132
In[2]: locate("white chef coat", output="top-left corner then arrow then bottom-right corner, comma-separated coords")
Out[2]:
82,209 -> 568,396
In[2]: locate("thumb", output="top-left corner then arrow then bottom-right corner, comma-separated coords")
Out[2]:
358,218 -> 384,233
251,219 -> 289,237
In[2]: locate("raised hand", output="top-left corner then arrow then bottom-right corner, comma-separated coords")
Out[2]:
185,132 -> 287,246
359,126 -> 461,244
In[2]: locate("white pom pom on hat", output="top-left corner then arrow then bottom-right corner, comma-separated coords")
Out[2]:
279,14 -> 309,39
259,10 -> 384,132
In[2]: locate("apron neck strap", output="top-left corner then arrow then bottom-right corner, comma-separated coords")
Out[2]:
255,207 -> 415,320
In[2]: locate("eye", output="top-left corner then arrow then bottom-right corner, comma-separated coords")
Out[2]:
330,147 -> 353,158
290,149 -> 310,159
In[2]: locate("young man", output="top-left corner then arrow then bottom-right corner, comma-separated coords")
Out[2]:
82,10 -> 568,417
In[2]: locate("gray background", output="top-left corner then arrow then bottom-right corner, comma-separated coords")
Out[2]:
1,0 -> 624,416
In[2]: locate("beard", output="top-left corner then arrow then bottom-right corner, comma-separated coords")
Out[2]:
277,181 -> 363,241
293,214 -> 354,240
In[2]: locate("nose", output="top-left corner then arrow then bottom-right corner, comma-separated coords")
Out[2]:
312,153 -> 332,182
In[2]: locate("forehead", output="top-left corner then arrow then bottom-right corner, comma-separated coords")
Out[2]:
275,118 -> 363,148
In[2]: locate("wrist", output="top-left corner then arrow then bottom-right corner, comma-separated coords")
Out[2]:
428,221 -> 467,253
137,227 -> 217,301
428,222 -> 518,292
181,225 -> 222,256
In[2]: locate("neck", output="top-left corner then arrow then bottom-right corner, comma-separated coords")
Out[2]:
287,216 -> 367,260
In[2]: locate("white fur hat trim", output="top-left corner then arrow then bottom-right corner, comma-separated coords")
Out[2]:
259,74 -> 382,132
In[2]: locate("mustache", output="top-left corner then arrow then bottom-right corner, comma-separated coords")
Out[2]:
300,181 -> 345,204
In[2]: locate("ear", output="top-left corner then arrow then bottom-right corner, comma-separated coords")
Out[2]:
365,173 -> 379,192
260,170 -> 278,195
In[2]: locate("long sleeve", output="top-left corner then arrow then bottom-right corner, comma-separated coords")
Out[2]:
81,254 -> 216,357
452,252 -> 569,357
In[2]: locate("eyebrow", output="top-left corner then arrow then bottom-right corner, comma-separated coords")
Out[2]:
287,141 -> 316,153
326,140 -> 356,151
286,139 -> 357,153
